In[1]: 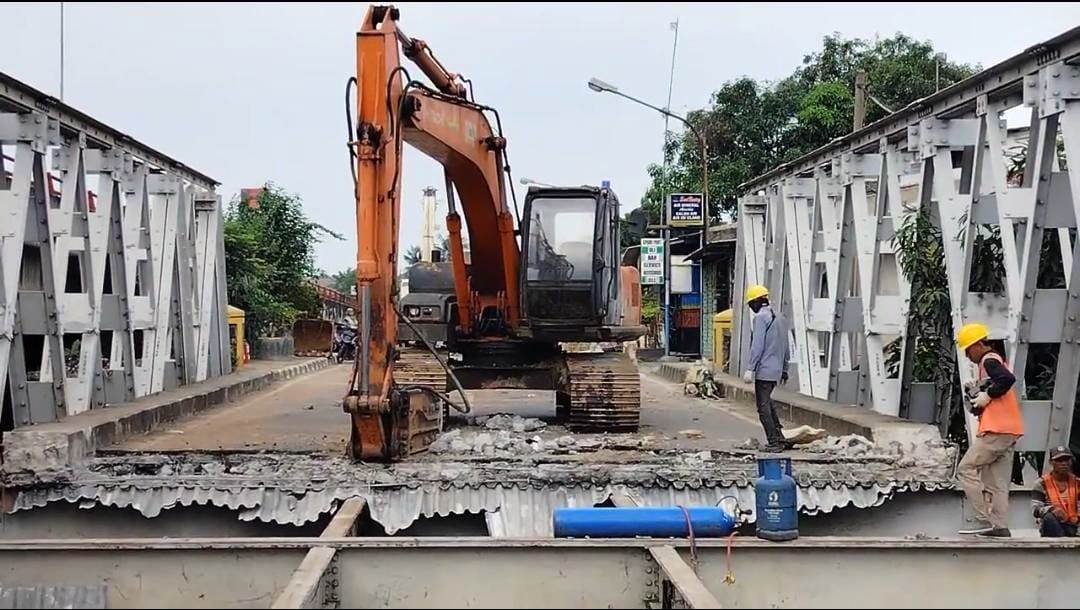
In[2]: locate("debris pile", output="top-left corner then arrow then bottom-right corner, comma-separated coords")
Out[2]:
683,364 -> 723,399
480,414 -> 547,433
801,433 -> 957,468
428,414 -> 656,457
429,428 -> 546,456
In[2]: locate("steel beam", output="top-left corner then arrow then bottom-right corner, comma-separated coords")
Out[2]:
611,493 -> 721,609
3,537 -> 1080,609
272,498 -> 367,609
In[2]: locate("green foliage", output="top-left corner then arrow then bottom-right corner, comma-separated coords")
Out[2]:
792,81 -> 853,149
890,204 -> 954,384
330,267 -> 357,295
224,183 -> 342,343
967,226 -> 1005,294
643,33 -> 978,220
641,291 -> 662,323
404,245 -> 422,266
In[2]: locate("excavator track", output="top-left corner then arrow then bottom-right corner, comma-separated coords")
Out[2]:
564,351 -> 641,432
394,346 -> 448,395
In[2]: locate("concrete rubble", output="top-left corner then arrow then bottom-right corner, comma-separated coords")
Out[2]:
480,414 -> 547,433
801,433 -> 958,471
429,414 -> 653,457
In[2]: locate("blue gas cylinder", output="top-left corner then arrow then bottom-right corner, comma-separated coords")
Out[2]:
755,456 -> 798,541
553,506 -> 738,538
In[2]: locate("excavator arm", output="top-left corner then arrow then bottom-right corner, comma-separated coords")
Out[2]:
344,5 -> 521,460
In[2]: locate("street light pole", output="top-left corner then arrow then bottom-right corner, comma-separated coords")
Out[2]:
587,77 -> 710,358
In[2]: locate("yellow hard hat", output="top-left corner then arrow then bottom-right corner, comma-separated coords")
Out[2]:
745,284 -> 769,304
957,322 -> 989,351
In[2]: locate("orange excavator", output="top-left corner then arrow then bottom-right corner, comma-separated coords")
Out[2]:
344,4 -> 645,461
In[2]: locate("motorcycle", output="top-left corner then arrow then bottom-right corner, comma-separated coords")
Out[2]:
331,325 -> 357,364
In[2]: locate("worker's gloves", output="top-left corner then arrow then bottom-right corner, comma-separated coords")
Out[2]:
780,372 -> 789,385
969,391 -> 991,415
963,379 -> 979,395
742,370 -> 754,384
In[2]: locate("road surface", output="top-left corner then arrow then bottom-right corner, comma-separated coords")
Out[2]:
116,362 -> 773,453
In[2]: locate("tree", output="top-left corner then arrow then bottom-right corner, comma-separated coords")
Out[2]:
436,232 -> 469,262
643,33 -> 979,220
404,245 -> 422,266
331,267 -> 357,295
224,183 -> 342,342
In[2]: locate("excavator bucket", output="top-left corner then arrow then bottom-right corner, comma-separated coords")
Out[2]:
293,319 -> 334,356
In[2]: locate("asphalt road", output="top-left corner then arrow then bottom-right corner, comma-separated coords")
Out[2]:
116,361 -> 770,453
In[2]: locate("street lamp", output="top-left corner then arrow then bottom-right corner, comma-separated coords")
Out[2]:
519,176 -> 556,188
586,77 -> 709,218
588,77 -> 710,359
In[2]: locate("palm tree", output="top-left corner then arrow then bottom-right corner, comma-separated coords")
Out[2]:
331,267 -> 356,294
436,233 -> 467,262
404,245 -> 422,266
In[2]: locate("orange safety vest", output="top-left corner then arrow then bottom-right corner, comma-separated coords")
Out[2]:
976,352 -> 1024,436
1043,473 -> 1080,524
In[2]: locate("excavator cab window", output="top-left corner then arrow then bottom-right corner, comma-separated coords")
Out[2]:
525,197 -> 595,282
521,189 -> 606,324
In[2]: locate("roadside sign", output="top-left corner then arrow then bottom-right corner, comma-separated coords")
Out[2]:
640,238 -> 665,285
668,193 -> 704,228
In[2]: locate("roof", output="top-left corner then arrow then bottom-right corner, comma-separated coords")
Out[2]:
685,240 -> 735,263
11,444 -> 955,535
0,70 -> 218,189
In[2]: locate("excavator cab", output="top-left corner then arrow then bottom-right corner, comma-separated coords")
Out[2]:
519,185 -> 640,343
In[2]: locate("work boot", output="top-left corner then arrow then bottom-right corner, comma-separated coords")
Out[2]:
762,443 -> 788,453
977,528 -> 1012,538
957,520 -> 993,535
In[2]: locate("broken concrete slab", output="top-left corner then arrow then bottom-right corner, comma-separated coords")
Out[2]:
2,358 -> 330,478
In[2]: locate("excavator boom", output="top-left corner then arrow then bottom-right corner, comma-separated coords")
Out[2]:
345,4 -> 520,459
344,5 -> 645,462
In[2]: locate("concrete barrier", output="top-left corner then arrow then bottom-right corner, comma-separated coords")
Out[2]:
2,358 -> 330,479
254,336 -> 297,360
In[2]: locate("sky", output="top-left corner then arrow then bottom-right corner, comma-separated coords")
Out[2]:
3,2 -> 1079,274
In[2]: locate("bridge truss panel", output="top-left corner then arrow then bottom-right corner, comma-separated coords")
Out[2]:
0,72 -> 228,429
733,29 -> 1080,455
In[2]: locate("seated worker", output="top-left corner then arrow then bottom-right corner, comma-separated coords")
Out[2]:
1032,446 -> 1080,537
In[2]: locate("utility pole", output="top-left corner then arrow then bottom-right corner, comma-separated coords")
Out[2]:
661,19 -> 679,358
853,71 -> 867,131
935,52 -> 947,92
59,2 -> 65,101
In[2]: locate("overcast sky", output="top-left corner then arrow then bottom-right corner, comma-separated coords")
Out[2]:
3,2 -> 1079,273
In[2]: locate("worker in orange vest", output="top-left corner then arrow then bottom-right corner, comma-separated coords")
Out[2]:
1033,446 -> 1080,537
955,322 -> 1024,538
